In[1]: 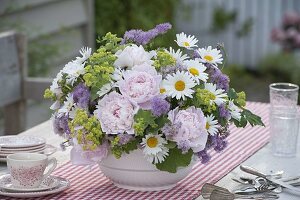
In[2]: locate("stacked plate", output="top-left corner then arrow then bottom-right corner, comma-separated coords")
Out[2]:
0,135 -> 47,161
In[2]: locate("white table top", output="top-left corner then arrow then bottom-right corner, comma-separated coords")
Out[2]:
0,120 -> 299,200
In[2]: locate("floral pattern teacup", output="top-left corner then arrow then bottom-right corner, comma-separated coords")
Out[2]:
7,153 -> 57,188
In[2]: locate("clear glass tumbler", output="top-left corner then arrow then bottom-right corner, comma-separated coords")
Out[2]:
269,83 -> 299,112
270,111 -> 299,157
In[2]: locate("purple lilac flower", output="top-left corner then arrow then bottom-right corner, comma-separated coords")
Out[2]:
197,149 -> 211,164
214,136 -> 228,152
160,63 -> 186,78
150,96 -> 170,116
193,50 -> 201,59
122,23 -> 172,45
177,140 -> 191,154
161,122 -> 182,138
206,66 -> 230,91
218,103 -> 230,119
53,114 -> 71,136
73,83 -> 90,108
118,133 -> 134,145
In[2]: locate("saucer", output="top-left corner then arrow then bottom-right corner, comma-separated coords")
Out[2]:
0,175 -> 60,192
0,175 -> 70,198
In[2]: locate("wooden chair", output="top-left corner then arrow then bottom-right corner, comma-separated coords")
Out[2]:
0,31 -> 52,135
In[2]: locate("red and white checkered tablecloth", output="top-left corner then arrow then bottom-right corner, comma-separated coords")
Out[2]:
4,102 -> 271,200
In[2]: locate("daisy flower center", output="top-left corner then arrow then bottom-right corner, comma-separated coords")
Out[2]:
175,80 -> 185,91
147,137 -> 158,148
211,94 -> 216,100
189,68 -> 199,76
160,88 -> 166,94
183,42 -> 190,47
204,55 -> 213,62
206,122 -> 210,130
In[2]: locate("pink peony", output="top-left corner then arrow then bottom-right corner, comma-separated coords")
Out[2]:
167,106 -> 208,152
118,64 -> 162,109
94,91 -> 139,134
114,45 -> 155,69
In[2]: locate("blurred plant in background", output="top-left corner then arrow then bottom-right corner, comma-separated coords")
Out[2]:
271,12 -> 300,52
260,11 -> 300,91
95,0 -> 179,48
0,20 -> 64,77
210,6 -> 253,38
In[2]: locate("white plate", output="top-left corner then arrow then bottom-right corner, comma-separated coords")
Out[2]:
0,143 -> 46,152
0,174 -> 60,192
0,176 -> 69,198
0,145 -> 57,162
0,147 -> 46,156
0,136 -> 45,148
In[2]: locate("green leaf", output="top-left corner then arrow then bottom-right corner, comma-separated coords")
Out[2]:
242,109 -> 265,127
134,110 -> 157,135
164,141 -> 177,149
148,115 -> 170,133
156,148 -> 193,173
90,87 -> 99,101
228,88 -> 238,100
123,139 -> 139,154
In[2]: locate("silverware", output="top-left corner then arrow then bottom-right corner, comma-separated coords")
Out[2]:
210,188 -> 279,200
240,165 -> 300,194
266,176 -> 300,194
201,183 -> 279,200
201,183 -> 228,199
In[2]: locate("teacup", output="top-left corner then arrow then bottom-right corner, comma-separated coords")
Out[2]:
7,153 -> 57,188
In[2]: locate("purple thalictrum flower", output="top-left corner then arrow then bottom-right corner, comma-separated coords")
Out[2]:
150,96 -> 171,117
122,23 -> 172,45
72,83 -> 90,108
52,114 -> 71,137
197,149 -> 211,164
218,103 -> 230,119
118,133 -> 134,145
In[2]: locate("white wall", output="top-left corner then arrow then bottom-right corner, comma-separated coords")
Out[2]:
176,0 -> 300,69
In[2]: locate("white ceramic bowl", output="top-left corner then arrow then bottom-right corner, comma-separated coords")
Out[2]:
99,149 -> 194,191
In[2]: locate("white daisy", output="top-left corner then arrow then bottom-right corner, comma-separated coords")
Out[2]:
197,46 -> 223,66
165,47 -> 189,63
111,67 -> 123,82
175,32 -> 198,49
63,61 -> 85,85
228,100 -> 242,121
163,71 -> 196,100
141,134 -> 169,164
159,80 -> 167,94
205,114 -> 219,135
57,94 -> 74,117
50,71 -> 63,96
204,83 -> 227,106
76,47 -> 92,64
184,59 -> 208,84
97,83 -> 112,97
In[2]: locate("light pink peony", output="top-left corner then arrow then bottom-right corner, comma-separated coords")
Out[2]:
118,64 -> 162,109
167,106 -> 208,152
114,45 -> 155,69
94,91 -> 139,134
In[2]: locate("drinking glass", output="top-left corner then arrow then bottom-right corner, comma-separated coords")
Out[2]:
269,82 -> 299,157
270,111 -> 299,157
269,83 -> 299,112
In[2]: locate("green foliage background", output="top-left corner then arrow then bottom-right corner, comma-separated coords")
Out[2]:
95,0 -> 179,48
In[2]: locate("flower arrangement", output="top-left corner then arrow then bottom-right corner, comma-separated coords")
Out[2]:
45,23 -> 263,173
